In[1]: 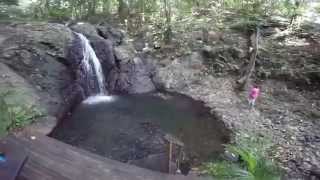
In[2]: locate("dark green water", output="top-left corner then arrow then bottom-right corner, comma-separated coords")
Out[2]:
51,93 -> 230,165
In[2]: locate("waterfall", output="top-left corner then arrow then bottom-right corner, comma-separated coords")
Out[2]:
76,32 -> 107,95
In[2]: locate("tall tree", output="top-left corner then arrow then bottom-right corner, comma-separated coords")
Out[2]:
118,0 -> 129,22
88,0 -> 97,16
163,0 -> 172,44
32,0 -> 49,19
102,0 -> 112,15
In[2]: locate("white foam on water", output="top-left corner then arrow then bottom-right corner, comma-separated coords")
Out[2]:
83,95 -> 116,105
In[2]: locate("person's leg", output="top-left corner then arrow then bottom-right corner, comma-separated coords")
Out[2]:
251,98 -> 256,108
248,98 -> 253,109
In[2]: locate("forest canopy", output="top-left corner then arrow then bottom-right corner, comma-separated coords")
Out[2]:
0,0 -> 310,44
0,0 -> 307,21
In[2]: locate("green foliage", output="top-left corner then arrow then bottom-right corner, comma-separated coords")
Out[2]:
0,92 -> 42,137
0,0 -> 27,20
234,133 -> 274,156
316,3 -> 320,14
223,0 -> 271,31
223,0 -> 307,31
0,0 -> 18,6
202,133 -> 282,180
7,105 -> 42,129
0,5 -> 23,19
0,0 -> 314,45
278,0 -> 306,18
203,161 -> 254,179
0,92 -> 11,137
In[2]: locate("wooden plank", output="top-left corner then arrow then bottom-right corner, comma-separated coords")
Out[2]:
0,130 -> 207,180
0,139 -> 28,180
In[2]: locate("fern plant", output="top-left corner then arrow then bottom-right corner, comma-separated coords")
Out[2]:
0,91 -> 43,137
7,105 -> 42,129
202,134 -> 282,180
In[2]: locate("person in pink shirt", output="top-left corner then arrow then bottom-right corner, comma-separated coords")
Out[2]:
248,85 -> 260,108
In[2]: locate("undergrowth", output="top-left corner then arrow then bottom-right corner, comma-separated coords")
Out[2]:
0,91 -> 43,137
202,133 -> 282,180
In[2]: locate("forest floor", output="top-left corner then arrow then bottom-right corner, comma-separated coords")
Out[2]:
126,12 -> 320,179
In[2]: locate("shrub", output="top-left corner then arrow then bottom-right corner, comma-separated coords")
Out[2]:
202,133 -> 282,180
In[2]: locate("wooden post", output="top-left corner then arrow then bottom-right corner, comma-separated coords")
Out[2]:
164,134 -> 184,174
168,142 -> 172,173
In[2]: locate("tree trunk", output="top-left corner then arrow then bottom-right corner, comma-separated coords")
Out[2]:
118,0 -> 129,23
103,0 -> 111,15
39,0 -> 49,18
163,0 -> 172,44
236,27 -> 260,90
88,1 -> 97,16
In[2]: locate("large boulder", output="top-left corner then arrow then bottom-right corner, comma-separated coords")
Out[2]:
153,52 -> 206,91
89,36 -> 116,73
0,62 -> 58,135
70,22 -> 125,46
96,24 -> 125,46
0,23 -> 74,133
107,45 -> 156,94
70,22 -> 98,38
0,62 -> 41,107
70,22 -> 155,94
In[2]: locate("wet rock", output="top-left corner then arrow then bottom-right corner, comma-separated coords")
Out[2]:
96,25 -> 124,46
65,33 -> 96,97
114,45 -> 135,63
70,22 -> 117,75
89,36 -> 116,73
70,22 -> 98,37
108,45 -> 155,94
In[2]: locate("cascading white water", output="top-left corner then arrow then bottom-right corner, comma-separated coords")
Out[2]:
76,32 -> 107,94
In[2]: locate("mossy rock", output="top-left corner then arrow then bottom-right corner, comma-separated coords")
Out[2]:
0,63 -> 46,136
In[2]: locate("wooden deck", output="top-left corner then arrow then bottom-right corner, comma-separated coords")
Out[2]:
0,130 -> 208,180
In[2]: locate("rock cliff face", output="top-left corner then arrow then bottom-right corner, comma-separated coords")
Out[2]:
70,22 -> 155,94
0,22 -> 156,134
0,23 -> 74,134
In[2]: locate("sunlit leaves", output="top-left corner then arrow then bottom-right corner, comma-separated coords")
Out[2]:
202,134 -> 282,180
